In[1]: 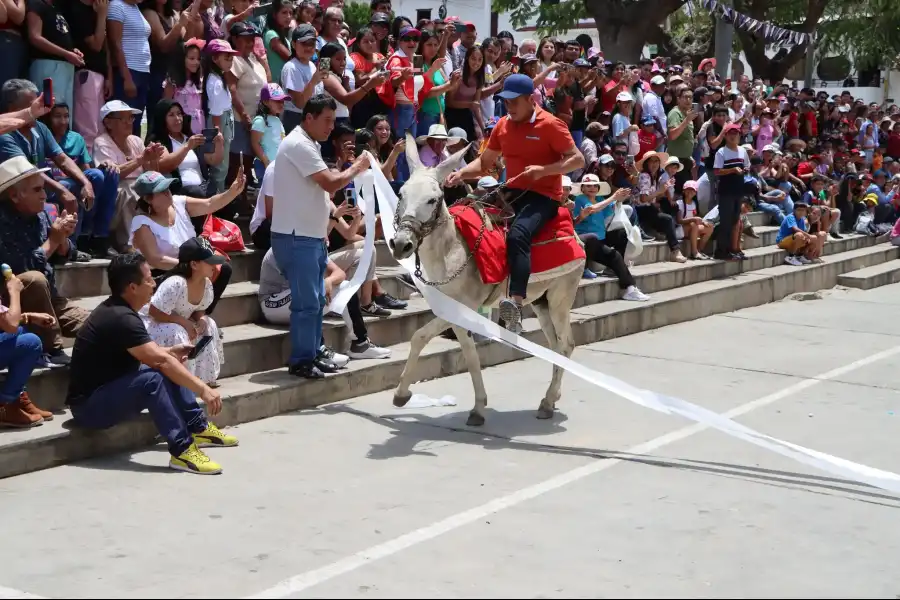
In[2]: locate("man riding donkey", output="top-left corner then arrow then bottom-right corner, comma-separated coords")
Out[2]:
446,74 -> 585,334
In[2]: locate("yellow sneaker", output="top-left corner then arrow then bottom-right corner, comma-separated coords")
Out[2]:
192,422 -> 239,448
169,444 -> 223,475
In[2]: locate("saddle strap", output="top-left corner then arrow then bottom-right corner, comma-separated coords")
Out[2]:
533,234 -> 577,247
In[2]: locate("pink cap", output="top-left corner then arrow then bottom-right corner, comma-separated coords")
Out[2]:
205,39 -> 239,55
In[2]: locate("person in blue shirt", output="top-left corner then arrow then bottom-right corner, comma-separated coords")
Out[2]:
776,202 -> 822,266
44,103 -> 120,259
571,173 -> 649,301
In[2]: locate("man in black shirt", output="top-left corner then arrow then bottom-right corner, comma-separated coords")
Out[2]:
67,252 -> 237,475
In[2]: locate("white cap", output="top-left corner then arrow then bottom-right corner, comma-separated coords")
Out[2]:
598,154 -> 615,165
581,173 -> 601,185
561,175 -> 573,189
477,175 -> 499,189
762,144 -> 778,153
650,75 -> 666,85
615,91 -> 634,103
100,100 -> 142,121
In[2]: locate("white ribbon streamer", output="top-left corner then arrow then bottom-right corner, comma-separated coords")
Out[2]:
355,160 -> 900,496
324,170 -> 377,315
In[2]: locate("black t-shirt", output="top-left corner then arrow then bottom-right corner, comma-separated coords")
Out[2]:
704,121 -> 723,171
26,0 -> 75,61
64,1 -> 108,75
66,296 -> 152,405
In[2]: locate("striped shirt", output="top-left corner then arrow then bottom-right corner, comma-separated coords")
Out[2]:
713,145 -> 750,196
108,0 -> 151,73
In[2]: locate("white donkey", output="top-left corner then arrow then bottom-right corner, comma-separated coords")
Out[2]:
388,134 -> 585,426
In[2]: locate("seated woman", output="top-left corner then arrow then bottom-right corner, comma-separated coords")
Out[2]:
146,99 -> 225,225
140,238 -> 225,387
571,174 -> 649,302
636,151 -> 687,263
129,168 -> 246,316
0,273 -> 50,428
43,103 -> 120,259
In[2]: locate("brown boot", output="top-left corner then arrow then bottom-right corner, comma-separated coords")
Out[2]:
18,392 -> 53,421
0,403 -> 42,428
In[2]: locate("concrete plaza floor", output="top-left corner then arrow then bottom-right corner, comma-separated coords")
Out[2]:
2,284 -> 900,599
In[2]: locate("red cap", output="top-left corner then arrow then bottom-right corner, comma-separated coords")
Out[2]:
463,21 -> 476,30
723,123 -> 742,134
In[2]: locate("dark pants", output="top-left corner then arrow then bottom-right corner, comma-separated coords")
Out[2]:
580,232 -> 634,289
717,192 -> 741,255
674,156 -> 694,193
70,368 -> 207,457
507,190 -> 560,299
635,204 -> 679,250
346,294 -> 369,343
252,218 -> 271,251
112,69 -> 151,136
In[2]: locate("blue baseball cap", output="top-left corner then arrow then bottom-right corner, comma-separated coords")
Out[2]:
134,171 -> 177,195
573,58 -> 590,67
497,74 -> 534,100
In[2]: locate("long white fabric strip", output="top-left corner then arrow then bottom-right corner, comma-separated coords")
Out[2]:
324,171 -> 377,315
350,160 -> 900,495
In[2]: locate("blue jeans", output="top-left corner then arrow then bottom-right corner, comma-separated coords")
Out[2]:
59,168 -> 118,238
416,110 -> 440,136
0,328 -> 42,404
70,367 -> 206,457
270,232 -> 327,365
389,103 -> 417,184
757,192 -> 794,225
112,69 -> 151,136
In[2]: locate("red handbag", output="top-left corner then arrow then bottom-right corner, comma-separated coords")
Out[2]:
201,214 -> 245,253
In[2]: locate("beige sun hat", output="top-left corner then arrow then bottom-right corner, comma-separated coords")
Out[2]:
0,156 -> 50,195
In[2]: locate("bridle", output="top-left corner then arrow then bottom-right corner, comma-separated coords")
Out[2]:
393,180 -> 528,287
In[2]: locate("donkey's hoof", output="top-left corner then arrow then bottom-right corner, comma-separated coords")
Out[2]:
393,391 -> 412,407
466,411 -> 486,427
536,406 -> 555,420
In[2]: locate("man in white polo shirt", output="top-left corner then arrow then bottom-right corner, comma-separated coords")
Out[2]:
270,93 -> 370,379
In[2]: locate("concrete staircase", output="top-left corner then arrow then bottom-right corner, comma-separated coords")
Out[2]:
1,212 -> 897,479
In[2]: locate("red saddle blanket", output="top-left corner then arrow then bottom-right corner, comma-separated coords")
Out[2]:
449,204 -> 585,285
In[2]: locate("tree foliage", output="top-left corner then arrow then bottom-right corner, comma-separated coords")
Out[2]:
494,0 -> 900,81
343,1 -> 373,38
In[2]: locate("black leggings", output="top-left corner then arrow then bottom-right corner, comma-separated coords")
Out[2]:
635,203 -> 679,250
580,232 -> 634,289
507,190 -> 560,298
346,294 -> 368,343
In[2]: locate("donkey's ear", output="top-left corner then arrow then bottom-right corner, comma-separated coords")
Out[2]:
435,143 -> 471,187
405,132 -> 423,173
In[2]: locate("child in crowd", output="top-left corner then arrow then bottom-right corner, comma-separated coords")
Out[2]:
164,39 -> 206,136
251,83 -> 288,181
202,39 -> 240,195
777,202 -> 821,266
677,180 -> 713,259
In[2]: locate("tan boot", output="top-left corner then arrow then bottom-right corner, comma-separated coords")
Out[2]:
0,403 -> 42,428
18,392 -> 53,421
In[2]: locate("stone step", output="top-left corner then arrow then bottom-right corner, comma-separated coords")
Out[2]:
13,234 -> 890,414
53,212 -> 773,300
55,248 -> 264,299
837,257 -> 900,290
1,241 -> 896,480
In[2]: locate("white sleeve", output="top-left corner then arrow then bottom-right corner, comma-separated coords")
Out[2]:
713,148 -> 724,169
206,75 -> 231,117
262,163 -> 276,196
743,149 -> 751,168
150,276 -> 186,315
281,61 -> 302,93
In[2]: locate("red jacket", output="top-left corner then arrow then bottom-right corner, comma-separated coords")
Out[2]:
376,52 -> 434,109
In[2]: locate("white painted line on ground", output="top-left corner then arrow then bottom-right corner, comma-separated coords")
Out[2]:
0,586 -> 47,599
244,343 -> 900,599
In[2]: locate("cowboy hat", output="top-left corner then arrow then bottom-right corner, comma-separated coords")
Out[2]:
415,123 -> 463,146
571,173 -> 611,197
663,156 -> 684,172
636,150 -> 669,171
0,156 -> 50,196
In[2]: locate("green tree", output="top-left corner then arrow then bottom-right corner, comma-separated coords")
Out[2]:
344,1 -> 373,37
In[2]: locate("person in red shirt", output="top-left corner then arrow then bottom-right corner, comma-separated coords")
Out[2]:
636,116 -> 659,159
600,62 -> 631,113
446,74 -> 584,333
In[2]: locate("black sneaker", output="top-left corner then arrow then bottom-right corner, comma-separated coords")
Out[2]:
318,345 -> 349,368
90,237 -> 119,259
74,250 -> 92,263
288,362 -> 325,379
313,354 -> 340,373
47,348 -> 70,366
374,293 -> 407,309
361,302 -> 391,317
830,231 -> 843,239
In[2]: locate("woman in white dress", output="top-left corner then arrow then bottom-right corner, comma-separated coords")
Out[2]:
141,238 -> 225,386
